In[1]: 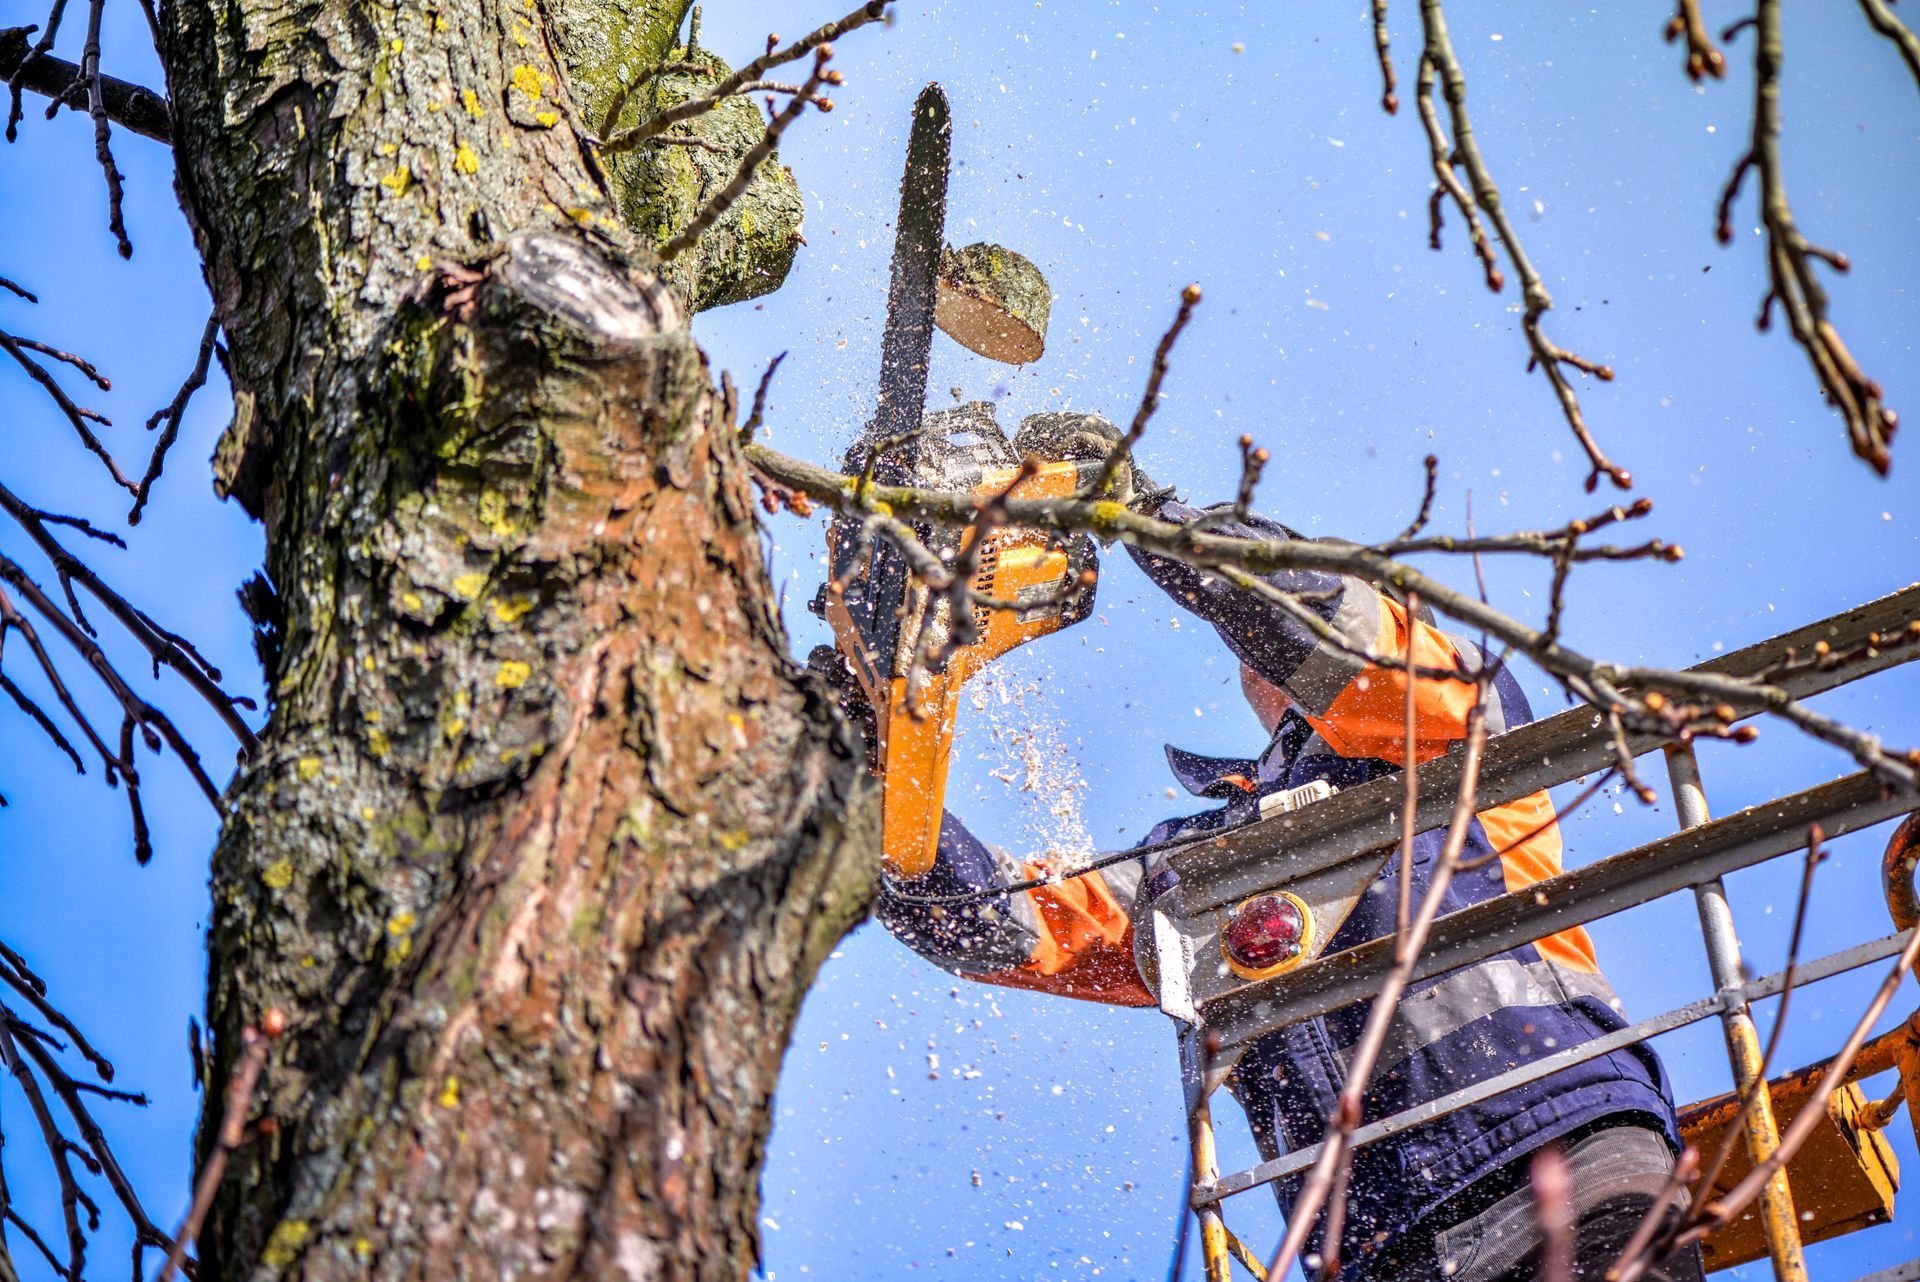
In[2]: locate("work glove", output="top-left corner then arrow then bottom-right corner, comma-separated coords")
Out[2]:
1012,412 -> 1179,515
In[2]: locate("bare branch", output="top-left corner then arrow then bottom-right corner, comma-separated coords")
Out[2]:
1370,0 -> 1399,113
1663,2 -> 1727,82
130,313 -> 219,524
747,440 -> 1920,789
738,350 -> 785,443
156,1011 -> 285,1282
0,330 -> 136,493
1394,453 -> 1439,542
1417,0 -> 1631,492
79,0 -> 131,257
1081,284 -> 1202,499
1717,0 -> 1899,473
658,45 -> 835,262
1533,1146 -> 1576,1282
0,481 -> 256,751
1858,0 -> 1920,95
1267,697 -> 1491,1280
598,0 -> 884,153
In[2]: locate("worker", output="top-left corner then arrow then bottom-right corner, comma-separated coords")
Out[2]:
871,415 -> 1704,1282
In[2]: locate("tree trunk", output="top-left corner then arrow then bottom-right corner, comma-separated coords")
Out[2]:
160,1 -> 876,1277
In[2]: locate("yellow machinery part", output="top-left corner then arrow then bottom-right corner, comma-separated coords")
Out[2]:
1680,1020 -> 1920,1272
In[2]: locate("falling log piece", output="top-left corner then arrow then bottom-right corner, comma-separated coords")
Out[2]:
936,242 -> 1050,365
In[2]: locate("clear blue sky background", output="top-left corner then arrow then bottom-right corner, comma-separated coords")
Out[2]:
2,2 -> 1918,1279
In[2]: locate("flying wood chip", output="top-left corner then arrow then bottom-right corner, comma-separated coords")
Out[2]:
935,243 -> 1050,365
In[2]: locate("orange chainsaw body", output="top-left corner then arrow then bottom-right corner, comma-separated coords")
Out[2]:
821,426 -> 1097,879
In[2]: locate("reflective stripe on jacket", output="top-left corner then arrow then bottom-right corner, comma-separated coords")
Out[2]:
874,502 -> 1677,1273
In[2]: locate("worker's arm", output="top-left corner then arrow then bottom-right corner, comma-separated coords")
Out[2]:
875,814 -> 1156,1007
1126,501 -> 1479,765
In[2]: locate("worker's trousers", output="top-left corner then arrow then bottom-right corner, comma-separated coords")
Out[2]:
1365,1123 -> 1706,1282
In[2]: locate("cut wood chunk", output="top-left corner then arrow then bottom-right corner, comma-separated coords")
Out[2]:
936,243 -> 1050,364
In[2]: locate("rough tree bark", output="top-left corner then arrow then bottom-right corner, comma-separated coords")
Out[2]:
160,0 -> 877,1277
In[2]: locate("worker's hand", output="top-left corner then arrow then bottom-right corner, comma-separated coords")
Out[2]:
806,645 -> 879,771
1012,412 -> 1177,516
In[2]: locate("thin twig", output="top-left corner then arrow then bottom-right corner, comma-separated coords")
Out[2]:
0,330 -> 136,492
1638,924 -> 1920,1273
1394,591 -> 1421,936
1534,1145 -> 1576,1282
10,337 -> 108,390
1419,0 -> 1630,492
80,0 -> 132,258
749,440 -> 1920,789
658,45 -> 834,261
1394,454 -> 1439,542
1268,697 -> 1491,1281
1081,284 -> 1201,499
156,1011 -> 284,1282
1720,0 -> 1898,474
599,0 -> 882,153
1858,0 -> 1920,95
1610,829 -> 1830,1282
1370,0 -> 1398,113
130,313 -> 219,524
1664,2 -> 1727,81
739,350 -> 786,442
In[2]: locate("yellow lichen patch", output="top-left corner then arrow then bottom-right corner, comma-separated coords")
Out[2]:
378,142 -> 398,156
454,143 -> 480,175
534,110 -> 560,129
401,590 -> 424,610
513,20 -> 532,46
495,660 -> 533,688
416,254 -> 433,271
389,36 -> 403,51
718,828 -> 750,853
490,594 -> 535,624
439,1075 -> 461,1108
366,728 -> 391,758
1090,500 -> 1128,526
361,806 -> 377,821
434,13 -> 449,31
564,207 -> 595,225
463,87 -> 484,117
261,859 -> 295,890
261,1220 -> 312,1270
443,717 -> 466,739
380,166 -> 413,197
509,64 -> 543,100
382,909 -> 412,959
363,653 -> 377,670
297,756 -> 322,780
300,955 -> 317,969
451,571 -> 487,599
363,708 -> 382,723
476,488 -> 513,534
355,1238 -> 374,1261
427,100 -> 443,113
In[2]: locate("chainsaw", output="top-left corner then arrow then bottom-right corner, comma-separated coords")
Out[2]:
809,84 -> 1101,880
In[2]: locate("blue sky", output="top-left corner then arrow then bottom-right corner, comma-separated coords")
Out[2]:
2,1 -> 1918,1279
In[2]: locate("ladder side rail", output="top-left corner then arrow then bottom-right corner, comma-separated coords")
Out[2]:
1198,928 -> 1915,1205
1168,583 -> 1920,915
1200,770 -> 1907,1051
1669,743 -> 1806,1281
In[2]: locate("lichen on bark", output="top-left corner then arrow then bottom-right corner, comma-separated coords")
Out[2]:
160,0 -> 876,1275
594,46 -> 807,312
